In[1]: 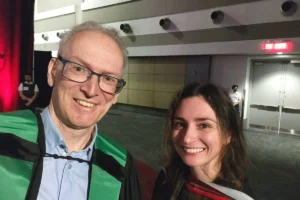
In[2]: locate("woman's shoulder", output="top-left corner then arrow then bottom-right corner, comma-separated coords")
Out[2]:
151,169 -> 172,200
155,169 -> 165,181
207,182 -> 254,200
152,169 -> 186,200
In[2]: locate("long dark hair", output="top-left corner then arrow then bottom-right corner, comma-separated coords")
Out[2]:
162,83 -> 248,198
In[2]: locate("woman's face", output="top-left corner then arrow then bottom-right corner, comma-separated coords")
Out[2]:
171,96 -> 230,173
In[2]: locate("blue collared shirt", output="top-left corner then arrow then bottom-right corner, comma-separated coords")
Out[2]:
37,107 -> 97,200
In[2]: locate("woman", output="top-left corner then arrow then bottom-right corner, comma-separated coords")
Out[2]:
152,83 -> 254,200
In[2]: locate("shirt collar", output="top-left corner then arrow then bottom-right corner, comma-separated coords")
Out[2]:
24,81 -> 33,84
40,107 -> 97,160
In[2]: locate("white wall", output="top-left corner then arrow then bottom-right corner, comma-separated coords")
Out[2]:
35,0 -> 133,20
34,0 -> 300,55
211,56 -> 248,91
211,56 -> 249,119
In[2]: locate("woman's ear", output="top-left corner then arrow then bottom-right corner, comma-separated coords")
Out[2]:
225,132 -> 232,145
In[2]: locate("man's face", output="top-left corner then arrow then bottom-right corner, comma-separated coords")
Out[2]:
233,86 -> 238,92
47,31 -> 124,129
24,75 -> 32,82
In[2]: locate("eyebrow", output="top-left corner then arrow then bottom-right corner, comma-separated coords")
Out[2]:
174,116 -> 217,124
71,56 -> 90,67
71,56 -> 121,78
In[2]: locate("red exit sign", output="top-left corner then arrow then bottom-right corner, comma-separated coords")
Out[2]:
262,42 -> 292,52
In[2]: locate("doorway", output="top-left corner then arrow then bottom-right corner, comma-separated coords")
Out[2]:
248,60 -> 300,135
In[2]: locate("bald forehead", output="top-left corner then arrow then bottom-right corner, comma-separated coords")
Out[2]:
58,30 -> 124,78
60,30 -> 121,55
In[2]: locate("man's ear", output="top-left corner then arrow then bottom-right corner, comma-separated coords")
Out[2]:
47,58 -> 58,87
112,94 -> 119,105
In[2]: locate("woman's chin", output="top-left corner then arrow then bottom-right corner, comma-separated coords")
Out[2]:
182,160 -> 204,168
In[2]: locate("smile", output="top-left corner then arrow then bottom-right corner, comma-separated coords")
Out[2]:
183,147 -> 205,153
76,99 -> 95,108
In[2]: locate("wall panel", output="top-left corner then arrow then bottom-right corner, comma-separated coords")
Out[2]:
128,90 -> 154,107
154,75 -> 184,92
155,57 -> 186,75
154,92 -> 175,109
122,56 -> 186,108
128,74 -> 154,90
118,88 -> 128,104
129,58 -> 155,74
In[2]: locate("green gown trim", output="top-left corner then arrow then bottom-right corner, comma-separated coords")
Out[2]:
0,110 -> 38,143
0,110 -> 128,200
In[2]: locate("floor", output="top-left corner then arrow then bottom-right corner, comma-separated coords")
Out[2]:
98,109 -> 300,200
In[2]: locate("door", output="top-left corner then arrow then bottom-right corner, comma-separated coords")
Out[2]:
280,63 -> 300,134
248,61 -> 282,132
248,60 -> 300,135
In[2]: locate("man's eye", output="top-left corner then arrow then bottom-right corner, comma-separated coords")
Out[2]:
105,76 -> 116,82
74,67 -> 83,72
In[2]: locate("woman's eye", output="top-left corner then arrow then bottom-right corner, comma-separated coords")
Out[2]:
173,121 -> 185,129
199,124 -> 209,129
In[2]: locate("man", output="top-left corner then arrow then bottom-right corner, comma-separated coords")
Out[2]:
230,84 -> 242,115
18,73 -> 39,111
0,21 -> 141,200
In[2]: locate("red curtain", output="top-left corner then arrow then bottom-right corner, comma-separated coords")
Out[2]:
0,0 -> 34,112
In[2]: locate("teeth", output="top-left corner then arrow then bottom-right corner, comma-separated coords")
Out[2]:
184,148 -> 205,153
76,100 -> 95,108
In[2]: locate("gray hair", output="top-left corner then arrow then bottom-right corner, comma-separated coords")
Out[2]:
58,21 -> 128,68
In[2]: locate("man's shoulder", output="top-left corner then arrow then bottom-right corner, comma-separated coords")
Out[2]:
94,132 -> 127,167
0,110 -> 38,143
18,83 -> 23,89
0,110 -> 36,122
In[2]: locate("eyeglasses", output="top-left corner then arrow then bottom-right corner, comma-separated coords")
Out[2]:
57,56 -> 126,94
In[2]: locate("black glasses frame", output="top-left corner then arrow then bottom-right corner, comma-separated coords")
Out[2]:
57,56 -> 126,94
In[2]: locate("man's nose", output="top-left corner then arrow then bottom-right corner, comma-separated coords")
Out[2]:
80,75 -> 100,98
